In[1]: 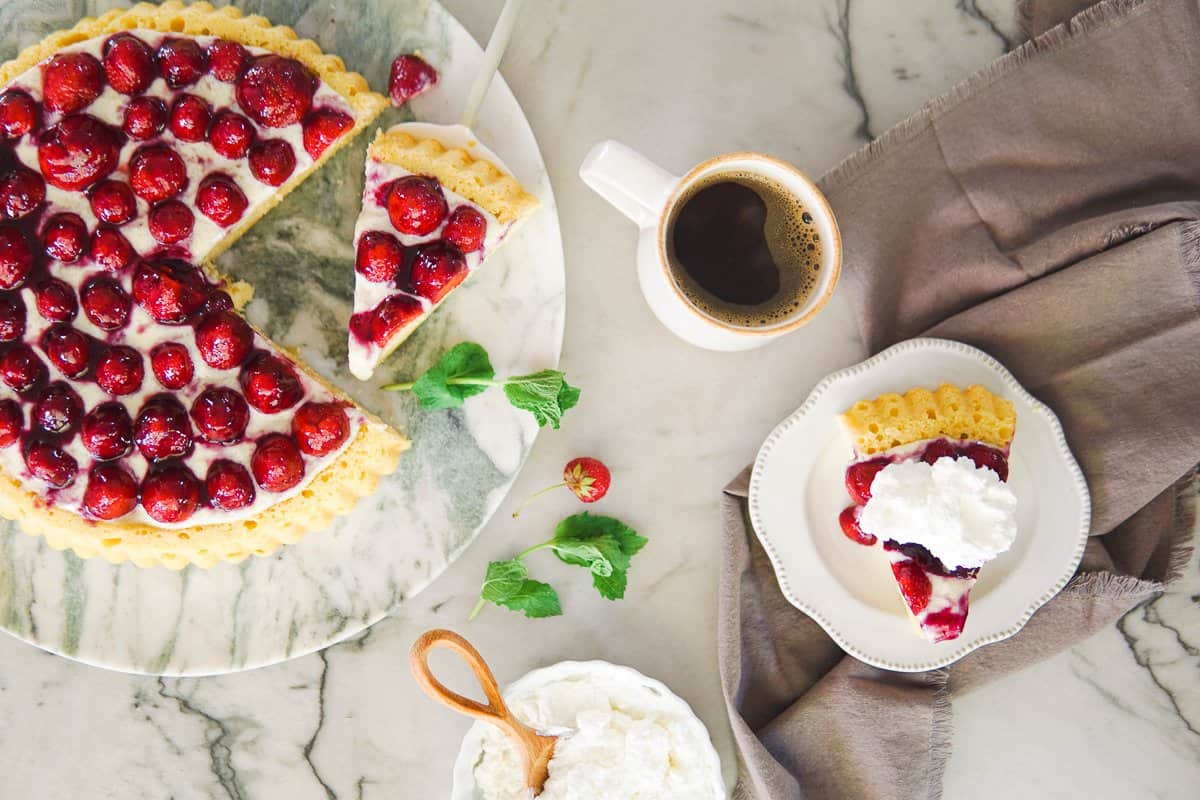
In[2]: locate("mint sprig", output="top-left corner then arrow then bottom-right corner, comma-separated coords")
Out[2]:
470,512 -> 647,620
383,342 -> 580,429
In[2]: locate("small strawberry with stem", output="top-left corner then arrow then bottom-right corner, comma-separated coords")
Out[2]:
512,457 -> 611,518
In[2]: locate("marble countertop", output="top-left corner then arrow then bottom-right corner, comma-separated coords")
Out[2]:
1,1 -> 1198,797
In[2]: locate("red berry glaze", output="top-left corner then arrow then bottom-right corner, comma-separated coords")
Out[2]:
141,465 -> 201,523
0,292 -> 25,341
0,224 -> 33,288
206,39 -> 247,82
206,459 -> 256,510
89,179 -> 137,225
40,324 -> 88,377
209,110 -> 254,159
239,351 -> 302,413
148,200 -> 195,244
961,443 -> 1009,482
81,276 -> 131,330
890,560 -> 933,615
0,167 -> 46,219
129,144 -> 188,202
350,293 -> 423,346
157,38 -> 206,89
96,345 -> 144,395
388,54 -> 438,105
89,226 -> 134,272
169,94 -> 212,142
122,96 -> 167,140
41,52 -> 104,114
292,401 -> 349,456
150,341 -> 194,390
442,206 -> 487,253
838,504 -> 878,546
236,55 -> 316,128
132,259 -> 206,324
251,433 -> 305,492
37,114 -> 120,191
81,401 -> 133,460
42,213 -> 88,263
25,439 -> 77,489
0,343 -> 45,392
35,277 -> 77,322
134,394 -> 192,461
919,439 -> 959,466
301,108 -> 353,159
247,139 -> 296,186
409,241 -> 467,303
190,386 -> 250,444
195,310 -> 253,370
83,463 -> 139,520
201,290 -> 234,314
387,176 -> 447,236
355,231 -> 405,283
0,90 -> 39,139
0,398 -> 21,447
196,174 -> 248,227
33,381 -> 82,433
845,458 -> 889,505
102,33 -> 156,95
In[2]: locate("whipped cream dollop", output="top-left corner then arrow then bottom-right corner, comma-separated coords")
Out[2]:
859,456 -> 1018,569
472,667 -> 723,800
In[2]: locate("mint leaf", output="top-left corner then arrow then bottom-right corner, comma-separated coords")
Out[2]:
550,542 -> 614,577
552,513 -> 646,600
412,342 -> 495,409
480,559 -> 562,618
503,370 -> 580,429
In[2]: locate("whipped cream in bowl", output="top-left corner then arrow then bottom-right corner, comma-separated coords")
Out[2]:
451,661 -> 725,800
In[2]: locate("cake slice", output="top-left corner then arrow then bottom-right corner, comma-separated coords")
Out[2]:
837,384 -> 1018,643
348,123 -> 539,380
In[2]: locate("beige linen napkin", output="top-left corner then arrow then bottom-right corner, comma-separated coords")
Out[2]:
719,1 -> 1200,798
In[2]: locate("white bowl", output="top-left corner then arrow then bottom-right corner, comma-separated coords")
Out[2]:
450,660 -> 726,800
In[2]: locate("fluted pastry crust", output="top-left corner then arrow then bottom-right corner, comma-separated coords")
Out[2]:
840,383 -> 1016,456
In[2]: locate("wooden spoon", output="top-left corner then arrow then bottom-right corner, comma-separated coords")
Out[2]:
411,629 -> 558,795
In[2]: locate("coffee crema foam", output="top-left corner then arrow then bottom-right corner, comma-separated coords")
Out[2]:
666,169 -> 823,328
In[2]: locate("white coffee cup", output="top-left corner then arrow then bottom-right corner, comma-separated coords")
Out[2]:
580,140 -> 841,351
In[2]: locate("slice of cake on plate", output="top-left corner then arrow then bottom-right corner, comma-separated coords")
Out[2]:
0,2 -> 406,569
347,123 -> 539,380
837,384 -> 1018,643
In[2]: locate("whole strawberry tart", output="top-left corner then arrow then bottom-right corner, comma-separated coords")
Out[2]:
0,2 -> 406,569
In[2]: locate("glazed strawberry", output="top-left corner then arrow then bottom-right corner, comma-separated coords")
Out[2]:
41,52 -> 104,114
919,439 -> 959,466
33,381 -> 82,433
442,206 -> 487,253
134,394 -> 193,461
196,174 -> 248,227
206,459 -> 256,510
301,108 -> 353,159
0,90 -> 39,139
0,292 -> 25,341
292,402 -> 349,456
890,560 -> 933,615
89,227 -> 134,272
0,167 -> 46,219
89,179 -> 137,225
0,398 -> 21,447
80,401 -> 133,460
35,277 -> 78,322
169,94 -> 212,143
512,457 -> 612,517
25,440 -> 77,489
838,505 -> 878,546
102,33 -> 156,95
202,290 -> 234,314
40,324 -> 88,377
387,176 -> 448,235
190,386 -> 250,444
961,443 -> 1009,482
388,54 -> 438,105
0,344 -> 46,392
236,55 -> 316,128
209,110 -> 254,159
355,231 -> 406,283
150,341 -> 194,389
157,38 -> 207,89
239,351 -> 302,413
132,259 -> 207,323
409,241 -> 467,303
248,139 -> 296,186
195,310 -> 253,369
845,458 -> 889,505
129,144 -> 188,202
80,276 -> 131,331
42,213 -> 88,262
206,39 -> 247,82
37,114 -> 120,191
122,96 -> 167,140
349,293 -> 423,346
83,463 -> 138,520
0,225 -> 33,288
148,200 -> 195,245
251,433 -> 306,492
96,345 -> 144,395
140,465 -> 200,523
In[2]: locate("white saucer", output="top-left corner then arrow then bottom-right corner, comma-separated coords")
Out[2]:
749,338 -> 1090,671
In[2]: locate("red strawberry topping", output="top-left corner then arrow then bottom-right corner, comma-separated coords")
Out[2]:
134,394 -> 192,461
201,290 -> 234,314
206,459 -> 256,510
209,110 -> 254,159
239,351 -> 302,413
961,443 -> 1010,482
355,231 -> 406,283
236,55 -> 316,128
0,167 -> 46,219
89,226 -> 134,272
169,94 -> 212,143
41,52 -> 104,114
40,324 -> 88,377
350,293 -> 423,346
195,310 -> 253,369
129,144 -> 188,202
141,465 -> 200,523
251,432 -> 305,492
37,114 -> 120,191
196,174 -> 248,227
890,560 -> 933,615
96,345 -> 144,395
102,33 -> 156,95
387,176 -> 448,236
442,206 -> 487,253
0,292 -> 25,341
0,399 -> 21,447
0,90 -> 40,139
291,401 -> 349,456
190,386 -> 250,444
157,38 -> 207,89
0,225 -> 33,288
0,343 -> 46,392
409,241 -> 467,303
919,439 -> 959,466
81,401 -> 133,460
845,458 -> 890,505
83,463 -> 139,520
25,439 -> 77,489
206,39 -> 248,83
148,200 -> 195,245
150,341 -> 194,390
80,276 -> 131,330
122,96 -> 167,140
33,381 -> 82,433
838,504 -> 877,546
132,259 -> 206,323
301,108 -> 353,159
922,608 -> 969,643
42,213 -> 88,263
388,54 -> 438,105
247,139 -> 296,186
35,277 -> 78,322
89,179 -> 137,225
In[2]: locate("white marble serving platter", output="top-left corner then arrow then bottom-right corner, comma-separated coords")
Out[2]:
0,0 -> 564,675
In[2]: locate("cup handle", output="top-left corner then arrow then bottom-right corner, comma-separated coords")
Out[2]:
580,140 -> 679,228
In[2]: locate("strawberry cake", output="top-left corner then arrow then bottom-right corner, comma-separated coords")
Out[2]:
837,384 -> 1018,643
348,123 -> 538,380
0,2 -> 407,569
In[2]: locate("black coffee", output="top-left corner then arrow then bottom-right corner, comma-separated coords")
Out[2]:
666,170 -> 822,327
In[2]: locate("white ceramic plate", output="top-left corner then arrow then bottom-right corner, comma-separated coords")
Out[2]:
749,338 -> 1090,671
450,660 -> 726,800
